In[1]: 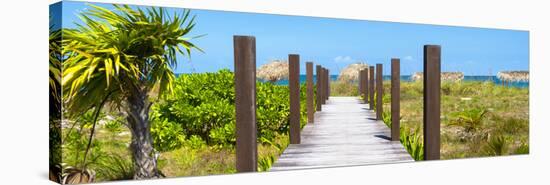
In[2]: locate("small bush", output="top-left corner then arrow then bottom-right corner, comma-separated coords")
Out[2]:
400,127 -> 424,161
484,135 -> 509,156
94,154 -> 134,181
450,108 -> 488,133
258,155 -> 276,172
514,142 -> 529,154
151,69 -> 308,150
150,118 -> 186,152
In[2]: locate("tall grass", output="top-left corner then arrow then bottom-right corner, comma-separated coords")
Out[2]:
330,81 -> 358,96
397,80 -> 529,159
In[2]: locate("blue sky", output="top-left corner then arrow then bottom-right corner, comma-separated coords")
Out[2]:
53,1 -> 529,75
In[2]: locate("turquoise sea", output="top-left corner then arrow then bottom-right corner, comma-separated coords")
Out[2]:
268,75 -> 529,88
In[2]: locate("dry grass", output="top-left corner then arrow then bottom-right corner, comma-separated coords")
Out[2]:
392,81 -> 529,159
330,81 -> 359,96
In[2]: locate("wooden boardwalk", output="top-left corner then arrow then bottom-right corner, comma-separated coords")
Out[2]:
270,97 -> 414,171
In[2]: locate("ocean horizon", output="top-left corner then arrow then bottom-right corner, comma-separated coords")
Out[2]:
268,75 -> 529,88
175,73 -> 529,88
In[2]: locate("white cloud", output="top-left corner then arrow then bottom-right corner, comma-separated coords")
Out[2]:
334,56 -> 354,63
403,56 -> 414,61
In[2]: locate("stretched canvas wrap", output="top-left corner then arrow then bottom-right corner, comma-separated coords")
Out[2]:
49,0 -> 529,184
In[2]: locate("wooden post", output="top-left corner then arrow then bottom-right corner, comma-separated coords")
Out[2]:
326,69 -> 330,100
359,69 -> 364,102
362,69 -> 368,103
315,65 -> 323,111
376,64 -> 383,120
365,67 -> 369,104
391,59 -> 400,141
306,62 -> 314,123
233,35 -> 257,172
369,66 -> 375,110
289,54 -> 301,144
359,69 -> 364,97
423,45 -> 441,160
321,68 -> 327,104
319,67 -> 325,105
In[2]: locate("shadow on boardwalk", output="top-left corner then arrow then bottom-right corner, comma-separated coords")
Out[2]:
270,97 -> 413,171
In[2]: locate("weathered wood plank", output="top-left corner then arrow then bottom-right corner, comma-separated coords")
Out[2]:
271,97 -> 413,171
233,35 -> 257,172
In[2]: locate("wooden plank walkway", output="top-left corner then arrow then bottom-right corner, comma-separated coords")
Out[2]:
270,97 -> 414,171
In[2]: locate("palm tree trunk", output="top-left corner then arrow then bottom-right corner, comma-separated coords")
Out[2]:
125,90 -> 159,179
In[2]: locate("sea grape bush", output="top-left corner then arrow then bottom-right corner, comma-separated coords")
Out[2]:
151,69 -> 309,150
151,70 -> 235,147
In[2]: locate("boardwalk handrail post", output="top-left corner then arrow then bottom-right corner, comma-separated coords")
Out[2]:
369,66 -> 375,110
376,63 -> 383,120
423,45 -> 441,160
391,59 -> 400,141
359,69 -> 364,97
321,67 -> 327,105
359,69 -> 364,102
316,65 -> 322,111
319,67 -> 325,105
326,69 -> 330,100
289,54 -> 301,144
365,67 -> 369,104
233,35 -> 257,172
306,62 -> 314,123
362,69 -> 368,103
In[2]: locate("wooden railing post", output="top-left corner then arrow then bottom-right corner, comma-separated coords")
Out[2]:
306,62 -> 314,123
365,67 -> 369,104
376,64 -> 383,120
233,35 -> 257,172
369,66 -> 375,110
315,65 -> 323,111
289,54 -> 301,144
362,69 -> 368,103
321,68 -> 327,104
391,59 -> 400,141
326,69 -> 330,100
423,45 -> 441,160
359,69 -> 364,97
319,67 -> 325,105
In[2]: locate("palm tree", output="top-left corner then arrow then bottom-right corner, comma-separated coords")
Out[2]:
62,4 -> 201,179
49,22 -> 63,183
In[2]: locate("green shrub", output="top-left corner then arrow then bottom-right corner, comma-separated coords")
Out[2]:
151,69 -> 309,150
94,154 -> 134,181
152,70 -> 235,145
185,135 -> 207,149
450,108 -> 488,133
484,135 -> 509,156
150,118 -> 186,152
103,118 -> 123,134
514,142 -> 529,154
209,122 -> 236,147
400,127 -> 424,161
258,155 -> 276,172
382,111 -> 391,128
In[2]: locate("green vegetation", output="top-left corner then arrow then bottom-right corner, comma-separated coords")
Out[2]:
49,21 -> 63,182
378,81 -> 529,160
330,81 -> 358,96
53,3 -> 528,183
61,4 -> 202,179
61,70 -> 308,181
400,127 -> 424,161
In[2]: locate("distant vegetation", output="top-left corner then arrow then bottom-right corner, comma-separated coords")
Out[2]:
380,80 -> 529,159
